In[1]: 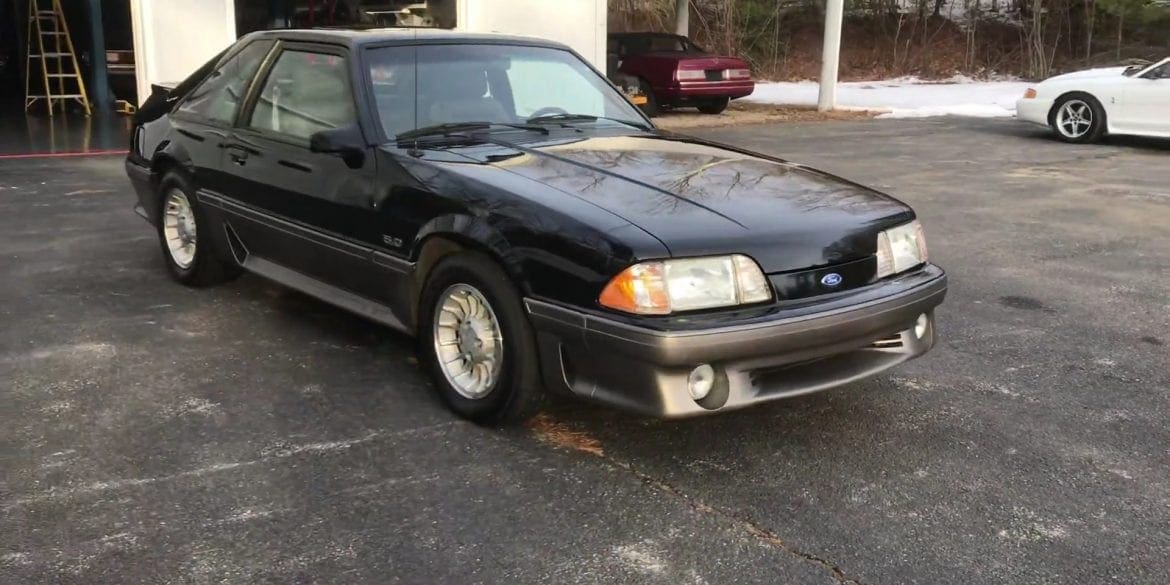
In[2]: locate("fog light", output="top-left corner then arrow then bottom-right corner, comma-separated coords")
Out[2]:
688,364 -> 715,401
914,313 -> 929,339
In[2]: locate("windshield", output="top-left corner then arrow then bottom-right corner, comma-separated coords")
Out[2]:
366,44 -> 648,140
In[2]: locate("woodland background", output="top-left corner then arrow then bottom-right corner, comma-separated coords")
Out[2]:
609,0 -> 1170,80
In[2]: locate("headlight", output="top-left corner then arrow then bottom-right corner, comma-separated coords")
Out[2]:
876,220 -> 928,279
599,255 -> 772,315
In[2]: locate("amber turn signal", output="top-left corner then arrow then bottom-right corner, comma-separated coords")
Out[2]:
1023,88 -> 1037,99
598,262 -> 671,315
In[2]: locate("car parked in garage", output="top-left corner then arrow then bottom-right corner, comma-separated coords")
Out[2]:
125,29 -> 945,424
608,31 -> 754,116
1017,57 -> 1169,143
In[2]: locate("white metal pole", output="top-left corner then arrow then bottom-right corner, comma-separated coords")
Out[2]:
674,0 -> 689,36
817,0 -> 845,112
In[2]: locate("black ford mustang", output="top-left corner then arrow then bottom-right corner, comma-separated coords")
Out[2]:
125,29 -> 946,424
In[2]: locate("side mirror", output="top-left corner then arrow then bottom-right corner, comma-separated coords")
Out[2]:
310,124 -> 367,169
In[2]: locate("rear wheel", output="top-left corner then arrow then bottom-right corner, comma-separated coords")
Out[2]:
638,78 -> 659,117
1050,93 -> 1106,143
697,96 -> 730,115
156,171 -> 241,286
419,252 -> 544,425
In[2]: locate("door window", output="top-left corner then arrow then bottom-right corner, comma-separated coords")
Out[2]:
178,40 -> 274,124
249,50 -> 356,141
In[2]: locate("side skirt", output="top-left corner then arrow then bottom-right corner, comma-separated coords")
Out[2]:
243,255 -> 412,335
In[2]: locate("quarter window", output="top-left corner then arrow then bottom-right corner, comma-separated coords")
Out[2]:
249,50 -> 356,140
178,40 -> 273,124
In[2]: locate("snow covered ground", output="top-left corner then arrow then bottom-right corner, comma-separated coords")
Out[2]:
744,77 -> 1033,119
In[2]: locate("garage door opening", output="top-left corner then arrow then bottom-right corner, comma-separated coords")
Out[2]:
0,0 -> 135,117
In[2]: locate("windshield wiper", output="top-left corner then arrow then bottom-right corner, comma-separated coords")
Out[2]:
396,121 -> 548,141
526,113 -> 651,131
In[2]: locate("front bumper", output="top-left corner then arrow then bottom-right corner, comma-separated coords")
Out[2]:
526,264 -> 947,418
1016,98 -> 1053,127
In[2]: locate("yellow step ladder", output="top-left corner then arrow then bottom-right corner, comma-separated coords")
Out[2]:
24,0 -> 91,116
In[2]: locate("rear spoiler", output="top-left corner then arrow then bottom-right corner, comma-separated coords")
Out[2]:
134,81 -> 182,125
151,81 -> 179,95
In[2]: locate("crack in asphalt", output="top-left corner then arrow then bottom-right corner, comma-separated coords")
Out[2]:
610,457 -> 863,585
6,421 -> 459,509
529,415 -> 862,584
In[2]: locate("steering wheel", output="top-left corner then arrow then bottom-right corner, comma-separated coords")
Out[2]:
527,106 -> 569,119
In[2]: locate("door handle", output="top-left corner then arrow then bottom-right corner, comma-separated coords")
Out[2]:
228,150 -> 248,166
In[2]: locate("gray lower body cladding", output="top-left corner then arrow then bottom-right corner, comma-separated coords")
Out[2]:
526,265 -> 947,418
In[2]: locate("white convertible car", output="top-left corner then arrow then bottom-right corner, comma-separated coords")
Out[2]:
1017,57 -> 1170,143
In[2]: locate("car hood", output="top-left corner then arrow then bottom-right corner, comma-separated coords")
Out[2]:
470,133 -> 914,273
1043,66 -> 1128,84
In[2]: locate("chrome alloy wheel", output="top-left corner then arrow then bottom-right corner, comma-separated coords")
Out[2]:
162,189 -> 197,269
1056,99 -> 1093,139
432,283 -> 504,399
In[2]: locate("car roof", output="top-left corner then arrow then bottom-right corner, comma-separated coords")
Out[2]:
243,27 -> 571,51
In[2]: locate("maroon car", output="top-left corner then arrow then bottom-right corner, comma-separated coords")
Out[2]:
609,32 -> 754,116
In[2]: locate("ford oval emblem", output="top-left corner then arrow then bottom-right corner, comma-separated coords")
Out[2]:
821,273 -> 843,287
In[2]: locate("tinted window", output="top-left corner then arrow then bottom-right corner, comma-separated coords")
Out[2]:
249,50 -> 356,140
178,40 -> 273,124
367,44 -> 645,138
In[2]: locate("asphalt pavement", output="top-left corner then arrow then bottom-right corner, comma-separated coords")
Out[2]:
2,117 -> 1168,584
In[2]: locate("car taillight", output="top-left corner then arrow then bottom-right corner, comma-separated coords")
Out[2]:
726,68 -> 751,80
675,69 -> 706,81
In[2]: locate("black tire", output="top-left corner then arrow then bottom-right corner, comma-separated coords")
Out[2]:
697,96 -> 730,115
638,78 -> 659,117
1049,93 -> 1107,144
418,252 -> 544,425
155,171 -> 241,287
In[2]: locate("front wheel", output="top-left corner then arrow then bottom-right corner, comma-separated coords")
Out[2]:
1050,94 -> 1106,143
697,96 -> 730,115
419,252 -> 544,425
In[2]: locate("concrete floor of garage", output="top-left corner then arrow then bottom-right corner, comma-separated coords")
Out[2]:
2,117 -> 1168,584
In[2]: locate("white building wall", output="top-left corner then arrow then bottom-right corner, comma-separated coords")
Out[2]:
128,0 -> 607,104
129,0 -> 237,104
456,0 -> 607,70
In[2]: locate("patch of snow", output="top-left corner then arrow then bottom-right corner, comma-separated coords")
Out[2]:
1,552 -> 32,567
745,77 -> 1032,119
165,397 -> 222,418
613,543 -> 667,575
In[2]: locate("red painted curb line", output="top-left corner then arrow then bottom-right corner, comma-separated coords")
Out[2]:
0,149 -> 127,160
